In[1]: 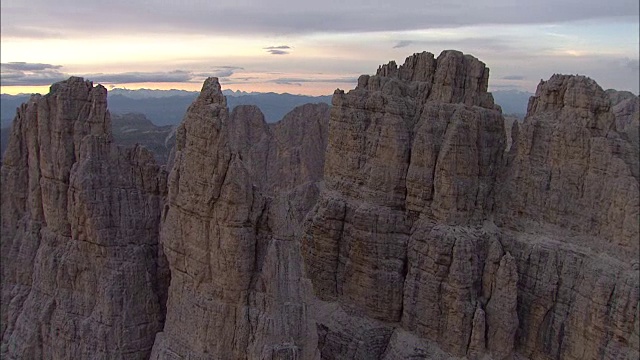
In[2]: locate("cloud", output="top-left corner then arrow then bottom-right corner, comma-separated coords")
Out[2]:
197,66 -> 244,78
2,62 -> 62,71
0,62 -> 67,85
0,63 -> 203,86
267,49 -> 289,55
393,41 -> 413,49
84,70 -> 194,84
268,77 -> 358,84
2,0 -> 636,38
274,80 -> 302,86
502,75 -> 525,80
264,45 -> 291,50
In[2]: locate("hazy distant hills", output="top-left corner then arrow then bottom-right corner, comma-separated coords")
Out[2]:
1,94 -> 29,127
107,90 -> 332,125
110,113 -> 176,164
1,88 -> 533,157
491,89 -> 532,117
1,88 -> 533,127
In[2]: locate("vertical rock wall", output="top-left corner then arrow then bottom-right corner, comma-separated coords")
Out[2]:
1,77 -> 168,359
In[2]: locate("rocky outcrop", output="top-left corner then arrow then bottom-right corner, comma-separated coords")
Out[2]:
303,53 -> 638,360
606,89 -> 639,131
1,77 -> 168,359
498,75 -> 639,249
150,79 -> 329,359
302,51 -> 513,358
495,75 -> 639,360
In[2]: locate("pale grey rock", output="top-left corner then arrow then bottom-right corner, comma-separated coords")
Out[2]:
1,77 -> 168,359
302,51 -> 510,359
150,78 -> 329,359
498,74 -> 639,250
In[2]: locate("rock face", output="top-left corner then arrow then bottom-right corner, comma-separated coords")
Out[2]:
150,79 -> 330,359
2,52 -> 638,360
302,50 -> 514,358
302,53 -> 638,360
606,89 -> 639,151
496,75 -> 639,360
498,75 -> 639,248
1,77 -> 168,359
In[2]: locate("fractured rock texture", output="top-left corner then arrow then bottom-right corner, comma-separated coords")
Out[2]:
302,53 -> 638,359
150,79 -> 329,359
302,51 -> 515,358
498,75 -> 639,248
1,77 -> 168,359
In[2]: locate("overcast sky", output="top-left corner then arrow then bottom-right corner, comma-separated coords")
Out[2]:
1,0 -> 638,95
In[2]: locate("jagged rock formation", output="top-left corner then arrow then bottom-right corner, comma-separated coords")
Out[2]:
2,51 -> 638,360
606,89 -> 639,131
149,80 -> 330,359
499,75 -> 639,248
1,77 -> 168,359
495,75 -> 639,359
302,53 -> 638,360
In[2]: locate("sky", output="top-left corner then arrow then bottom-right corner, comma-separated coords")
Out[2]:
1,0 -> 638,96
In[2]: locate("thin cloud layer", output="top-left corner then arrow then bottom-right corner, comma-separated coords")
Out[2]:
264,45 -> 291,50
3,62 -> 62,71
0,63 -> 208,86
197,66 -> 244,78
2,0 -> 637,38
393,41 -> 413,49
268,77 -> 358,84
86,70 -> 194,84
1,62 -> 66,85
267,49 -> 290,55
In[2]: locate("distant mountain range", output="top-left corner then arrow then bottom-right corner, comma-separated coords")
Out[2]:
491,89 -> 533,117
1,89 -> 535,128
1,90 -> 332,127
108,88 -> 259,99
1,88 -> 533,157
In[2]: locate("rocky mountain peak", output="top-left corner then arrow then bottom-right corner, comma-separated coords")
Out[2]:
527,74 -> 613,129
361,50 -> 495,109
500,73 -> 638,250
1,77 -> 168,359
194,76 -> 227,107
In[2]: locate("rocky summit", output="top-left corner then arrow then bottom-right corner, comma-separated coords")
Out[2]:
1,51 -> 638,360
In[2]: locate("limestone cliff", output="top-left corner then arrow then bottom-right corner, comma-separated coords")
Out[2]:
303,53 -> 638,359
150,80 -> 329,359
498,75 -> 639,248
497,75 -> 639,360
1,77 -> 168,359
